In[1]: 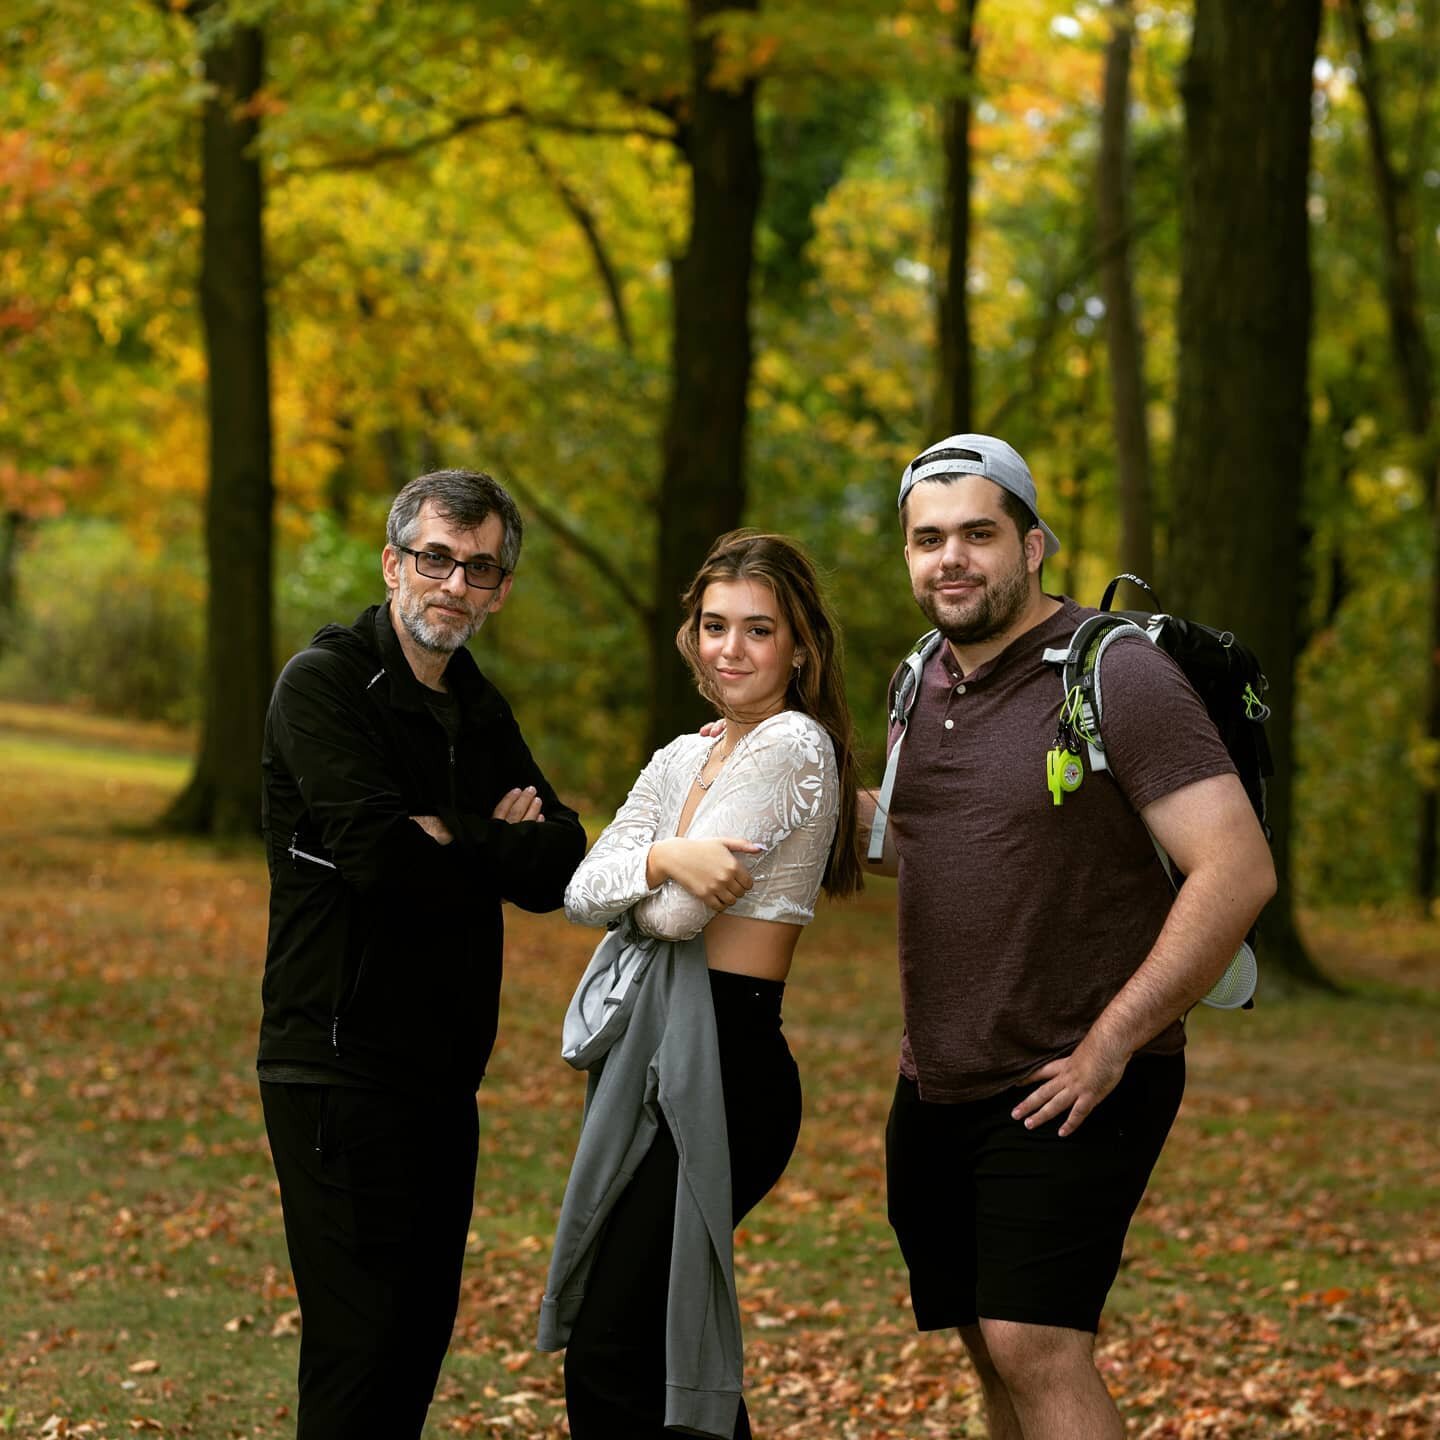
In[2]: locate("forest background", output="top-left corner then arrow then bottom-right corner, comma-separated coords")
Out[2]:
2,0 -> 1439,948
3,2 -> 1440,1437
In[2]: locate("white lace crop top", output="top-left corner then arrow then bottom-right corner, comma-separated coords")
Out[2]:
563,710 -> 840,941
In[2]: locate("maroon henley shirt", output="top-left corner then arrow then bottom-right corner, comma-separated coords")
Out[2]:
887,597 -> 1236,1103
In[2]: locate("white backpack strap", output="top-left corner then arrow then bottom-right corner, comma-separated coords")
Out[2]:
1046,614 -> 1150,773
1069,612 -> 1176,875
867,631 -> 941,862
1147,828 -> 1177,889
1081,621 -> 1148,772
1084,612 -> 1256,1009
866,728 -> 909,862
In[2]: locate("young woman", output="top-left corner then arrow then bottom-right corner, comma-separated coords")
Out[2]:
538,530 -> 862,1440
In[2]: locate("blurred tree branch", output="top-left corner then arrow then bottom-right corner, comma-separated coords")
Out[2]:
287,104 -> 676,177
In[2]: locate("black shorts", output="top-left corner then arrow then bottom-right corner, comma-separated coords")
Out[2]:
885,1051 -> 1184,1334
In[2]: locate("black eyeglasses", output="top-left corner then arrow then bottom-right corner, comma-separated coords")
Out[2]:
395,545 -> 510,591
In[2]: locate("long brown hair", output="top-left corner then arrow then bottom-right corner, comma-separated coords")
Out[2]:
676,530 -> 863,899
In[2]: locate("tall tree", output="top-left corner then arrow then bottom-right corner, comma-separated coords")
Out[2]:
1170,0 -> 1333,988
1096,0 -> 1154,585
164,4 -> 275,837
1342,0 -> 1440,902
649,0 -> 763,749
931,0 -> 979,436
0,510 -> 24,653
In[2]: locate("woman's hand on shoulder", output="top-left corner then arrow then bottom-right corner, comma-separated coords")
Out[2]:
647,837 -> 763,910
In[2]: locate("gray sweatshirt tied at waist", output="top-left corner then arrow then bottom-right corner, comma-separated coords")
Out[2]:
537,923 -> 742,1440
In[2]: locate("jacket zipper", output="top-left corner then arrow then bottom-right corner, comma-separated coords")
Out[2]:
331,950 -> 370,1058
328,714 -> 450,1063
289,834 -> 337,870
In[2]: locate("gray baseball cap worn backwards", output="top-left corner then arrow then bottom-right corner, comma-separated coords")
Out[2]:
898,433 -> 1062,557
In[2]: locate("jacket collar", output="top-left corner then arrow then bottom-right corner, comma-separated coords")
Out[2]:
366,603 -> 502,722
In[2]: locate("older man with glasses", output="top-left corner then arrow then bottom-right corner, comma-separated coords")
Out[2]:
257,468 -> 586,1440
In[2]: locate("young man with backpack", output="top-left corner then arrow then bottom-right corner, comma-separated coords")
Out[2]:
861,434 -> 1275,1439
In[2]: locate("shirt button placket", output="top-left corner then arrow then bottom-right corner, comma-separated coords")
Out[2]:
944,679 -> 965,731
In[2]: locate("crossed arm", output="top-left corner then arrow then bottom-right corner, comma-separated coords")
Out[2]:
412,784 -> 545,843
562,745 -> 767,937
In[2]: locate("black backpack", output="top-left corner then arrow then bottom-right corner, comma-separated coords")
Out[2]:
1042,574 -> 1272,822
867,573 -> 1273,1009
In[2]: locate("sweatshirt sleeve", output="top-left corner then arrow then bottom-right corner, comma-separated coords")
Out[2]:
562,744 -> 677,929
1093,635 -> 1237,813
633,714 -> 837,937
268,649 -> 584,910
454,712 -> 587,913
266,649 -> 467,895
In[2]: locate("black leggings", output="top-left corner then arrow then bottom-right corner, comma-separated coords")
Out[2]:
564,968 -> 802,1439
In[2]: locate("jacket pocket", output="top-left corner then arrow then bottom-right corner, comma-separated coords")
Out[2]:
288,831 -> 338,871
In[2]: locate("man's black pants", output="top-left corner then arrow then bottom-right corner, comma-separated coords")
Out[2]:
261,1081 -> 479,1440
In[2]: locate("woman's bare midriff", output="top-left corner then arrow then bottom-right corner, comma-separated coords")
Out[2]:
703,911 -> 802,982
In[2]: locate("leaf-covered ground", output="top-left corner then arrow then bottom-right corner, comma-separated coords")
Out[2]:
2,707 -> 1437,1438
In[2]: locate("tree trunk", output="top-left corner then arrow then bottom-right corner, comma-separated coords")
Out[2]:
0,509 -> 27,656
417,388 -> 443,476
1096,0 -> 1154,588
1170,0 -> 1334,990
377,426 -> 410,491
1344,0 -> 1440,902
327,414 -> 357,523
165,15 -> 274,837
649,0 -> 761,751
931,0 -> 978,436
1424,473 -> 1440,902
1061,356 -> 1096,599
1061,458 -> 1088,601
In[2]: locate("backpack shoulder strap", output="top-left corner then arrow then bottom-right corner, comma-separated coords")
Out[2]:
866,629 -> 943,862
1045,590 -> 1260,1012
1041,613 -> 1151,773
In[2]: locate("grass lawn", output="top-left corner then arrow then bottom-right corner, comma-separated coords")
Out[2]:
2,704 -> 1437,1438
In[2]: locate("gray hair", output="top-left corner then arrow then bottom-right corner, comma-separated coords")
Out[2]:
386,469 -> 524,572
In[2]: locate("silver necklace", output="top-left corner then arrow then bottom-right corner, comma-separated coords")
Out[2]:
693,721 -> 766,790
694,736 -> 730,790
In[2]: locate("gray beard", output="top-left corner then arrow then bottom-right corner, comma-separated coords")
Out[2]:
399,598 -> 478,654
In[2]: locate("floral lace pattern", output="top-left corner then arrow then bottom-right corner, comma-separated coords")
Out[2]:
563,710 -> 840,941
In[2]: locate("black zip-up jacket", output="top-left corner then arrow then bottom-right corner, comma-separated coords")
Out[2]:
258,603 -> 586,1094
